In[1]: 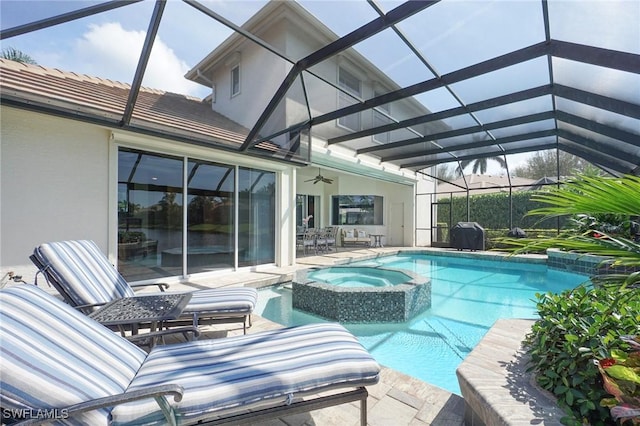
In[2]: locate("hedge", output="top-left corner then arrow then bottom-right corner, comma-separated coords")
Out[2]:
436,191 -> 568,231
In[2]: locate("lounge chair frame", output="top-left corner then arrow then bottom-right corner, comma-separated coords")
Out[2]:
29,240 -> 257,335
11,386 -> 369,426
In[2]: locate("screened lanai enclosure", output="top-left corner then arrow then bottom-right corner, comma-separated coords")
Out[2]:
2,0 -> 639,249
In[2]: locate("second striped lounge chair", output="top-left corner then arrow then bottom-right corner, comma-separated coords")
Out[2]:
30,239 -> 258,334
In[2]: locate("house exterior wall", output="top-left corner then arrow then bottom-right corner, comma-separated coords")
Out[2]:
207,20 -> 289,133
1,107 -> 110,281
197,5 -> 447,148
0,105 -> 299,283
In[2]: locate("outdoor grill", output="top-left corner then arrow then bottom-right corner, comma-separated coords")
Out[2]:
451,222 -> 485,251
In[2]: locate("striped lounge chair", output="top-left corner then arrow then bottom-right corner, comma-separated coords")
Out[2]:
0,285 -> 380,425
30,240 -> 258,334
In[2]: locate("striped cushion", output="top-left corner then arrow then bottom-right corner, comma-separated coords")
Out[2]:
35,240 -> 135,308
183,287 -> 257,316
112,323 -> 381,425
0,285 -> 146,425
34,240 -> 257,317
1,286 -> 380,425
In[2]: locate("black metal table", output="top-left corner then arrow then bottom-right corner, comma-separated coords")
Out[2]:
90,293 -> 191,332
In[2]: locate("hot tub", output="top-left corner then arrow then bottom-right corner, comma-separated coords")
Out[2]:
292,266 -> 431,323
307,266 -> 410,288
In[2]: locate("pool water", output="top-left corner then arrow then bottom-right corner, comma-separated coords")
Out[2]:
256,253 -> 589,395
307,266 -> 411,287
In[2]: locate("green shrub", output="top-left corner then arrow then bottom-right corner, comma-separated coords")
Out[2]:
437,191 -> 567,230
118,231 -> 147,243
526,284 -> 640,425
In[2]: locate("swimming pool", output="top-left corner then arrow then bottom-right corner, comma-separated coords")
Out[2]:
256,252 -> 589,395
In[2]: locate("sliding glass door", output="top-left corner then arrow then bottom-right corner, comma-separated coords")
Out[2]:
118,148 -> 276,281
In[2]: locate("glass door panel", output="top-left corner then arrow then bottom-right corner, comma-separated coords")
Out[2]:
238,167 -> 275,267
186,160 -> 235,274
118,149 -> 183,281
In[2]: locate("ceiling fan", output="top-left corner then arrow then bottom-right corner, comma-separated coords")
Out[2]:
305,168 -> 333,184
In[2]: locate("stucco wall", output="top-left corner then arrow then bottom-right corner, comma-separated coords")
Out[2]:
1,107 -> 110,283
208,21 -> 288,132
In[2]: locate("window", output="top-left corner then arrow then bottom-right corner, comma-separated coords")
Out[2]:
337,66 -> 361,131
373,90 -> 391,143
231,64 -> 240,97
331,195 -> 383,226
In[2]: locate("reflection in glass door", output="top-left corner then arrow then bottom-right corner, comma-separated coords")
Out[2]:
118,149 -> 184,281
238,167 -> 275,267
296,194 -> 317,229
186,160 -> 235,274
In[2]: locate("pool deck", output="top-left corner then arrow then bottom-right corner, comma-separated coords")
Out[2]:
159,246 -> 553,425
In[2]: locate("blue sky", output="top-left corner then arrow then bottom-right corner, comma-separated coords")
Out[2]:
2,0 -> 638,176
0,1 -> 273,98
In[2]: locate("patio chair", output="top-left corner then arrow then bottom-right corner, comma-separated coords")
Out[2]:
325,226 -> 339,252
298,228 -> 317,255
0,285 -> 380,425
30,240 -> 257,334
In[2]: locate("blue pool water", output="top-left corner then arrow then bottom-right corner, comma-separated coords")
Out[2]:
307,266 -> 410,287
256,253 -> 589,394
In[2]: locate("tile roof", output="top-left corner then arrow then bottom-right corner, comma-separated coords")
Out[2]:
0,59 -> 249,149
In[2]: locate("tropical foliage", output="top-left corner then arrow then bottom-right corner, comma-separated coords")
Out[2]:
596,336 -> 640,425
457,155 -> 506,175
436,190 -> 565,230
498,174 -> 640,424
499,174 -> 640,287
526,285 -> 639,425
1,47 -> 37,64
513,150 -> 591,179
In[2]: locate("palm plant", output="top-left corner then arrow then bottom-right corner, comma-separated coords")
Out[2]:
1,47 -> 37,64
457,156 -> 507,176
500,174 -> 640,288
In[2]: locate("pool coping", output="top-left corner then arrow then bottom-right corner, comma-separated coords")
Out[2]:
456,318 -> 565,426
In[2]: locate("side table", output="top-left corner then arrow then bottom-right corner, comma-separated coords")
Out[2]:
90,293 -> 192,343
